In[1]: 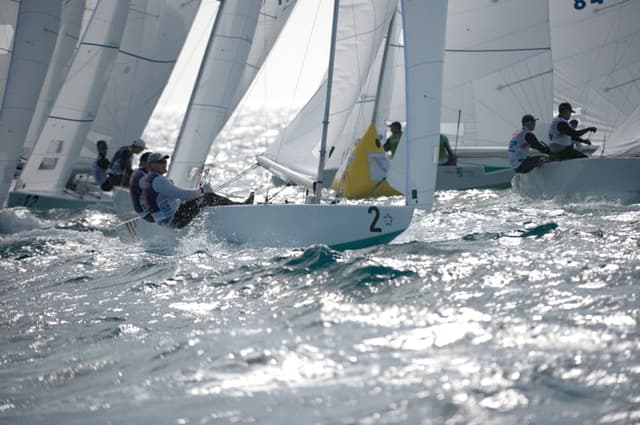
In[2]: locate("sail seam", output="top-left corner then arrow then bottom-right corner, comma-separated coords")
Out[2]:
118,50 -> 177,64
446,47 -> 550,53
47,115 -> 94,123
80,41 -> 120,50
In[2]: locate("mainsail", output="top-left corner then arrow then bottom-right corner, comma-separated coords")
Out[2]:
168,0 -> 297,189
14,1 -> 130,194
0,0 -> 19,106
0,0 -> 61,207
86,0 -> 201,157
550,0 -> 640,156
259,0 -> 397,188
23,0 -> 85,157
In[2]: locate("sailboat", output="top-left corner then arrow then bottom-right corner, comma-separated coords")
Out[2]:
110,0 -> 296,220
8,0 -> 200,210
7,0 -> 130,210
511,0 -> 640,203
331,0 -> 553,197
0,1 -> 61,208
118,0 -> 448,250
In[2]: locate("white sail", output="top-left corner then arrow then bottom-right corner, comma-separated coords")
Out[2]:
328,4 -> 403,190
169,0 -> 297,189
550,1 -> 640,156
324,9 -> 395,175
439,0 -> 552,147
261,0 -> 397,185
0,0 -> 61,207
23,0 -> 85,157
390,0 -> 446,210
13,1 -> 130,194
0,0 -> 19,106
86,0 -> 200,157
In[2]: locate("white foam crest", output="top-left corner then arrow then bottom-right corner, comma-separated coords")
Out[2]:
0,208 -> 50,234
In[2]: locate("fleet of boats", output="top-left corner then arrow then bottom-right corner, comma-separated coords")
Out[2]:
0,0 -> 638,249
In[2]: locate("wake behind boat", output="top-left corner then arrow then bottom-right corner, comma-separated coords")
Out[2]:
511,157 -> 640,204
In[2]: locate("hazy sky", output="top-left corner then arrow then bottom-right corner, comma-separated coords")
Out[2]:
155,0 -> 331,112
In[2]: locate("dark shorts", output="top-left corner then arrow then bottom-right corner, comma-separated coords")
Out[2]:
514,156 -> 546,174
550,147 -> 588,161
170,193 -> 237,229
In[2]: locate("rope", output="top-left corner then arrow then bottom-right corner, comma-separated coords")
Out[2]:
264,185 -> 289,203
208,163 -> 259,192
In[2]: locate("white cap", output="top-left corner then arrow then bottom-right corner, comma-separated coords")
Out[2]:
132,138 -> 146,149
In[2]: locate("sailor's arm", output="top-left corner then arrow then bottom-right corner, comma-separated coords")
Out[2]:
152,176 -> 202,201
524,132 -> 550,154
557,121 -> 595,143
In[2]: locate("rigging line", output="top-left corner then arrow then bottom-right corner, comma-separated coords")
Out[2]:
360,178 -> 398,199
210,163 -> 259,192
496,69 -> 552,90
264,184 -> 288,203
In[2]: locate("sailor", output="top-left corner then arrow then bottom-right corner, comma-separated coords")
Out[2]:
128,152 -> 151,219
102,138 -> 146,190
382,121 -> 403,157
140,153 -> 254,229
93,140 -> 110,188
438,134 -> 457,166
548,102 -> 596,160
508,114 -> 551,174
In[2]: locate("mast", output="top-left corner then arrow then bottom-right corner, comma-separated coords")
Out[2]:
371,8 -> 396,124
314,0 -> 340,201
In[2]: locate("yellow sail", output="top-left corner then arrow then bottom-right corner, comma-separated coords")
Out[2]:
332,123 -> 401,198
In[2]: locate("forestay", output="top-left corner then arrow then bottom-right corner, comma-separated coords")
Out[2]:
169,0 -> 297,189
0,0 -> 61,208
13,1 -> 130,195
550,0 -> 640,156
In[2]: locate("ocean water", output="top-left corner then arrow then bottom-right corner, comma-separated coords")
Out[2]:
1,108 -> 639,425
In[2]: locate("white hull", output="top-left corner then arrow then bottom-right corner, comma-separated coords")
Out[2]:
117,204 -> 414,250
7,188 -> 112,210
436,163 -> 513,190
511,157 -> 640,203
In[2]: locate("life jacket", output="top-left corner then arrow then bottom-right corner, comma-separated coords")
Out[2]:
108,146 -> 132,175
128,169 -> 146,213
508,128 -> 530,169
140,172 -> 176,224
548,116 -> 572,148
95,155 -> 109,170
